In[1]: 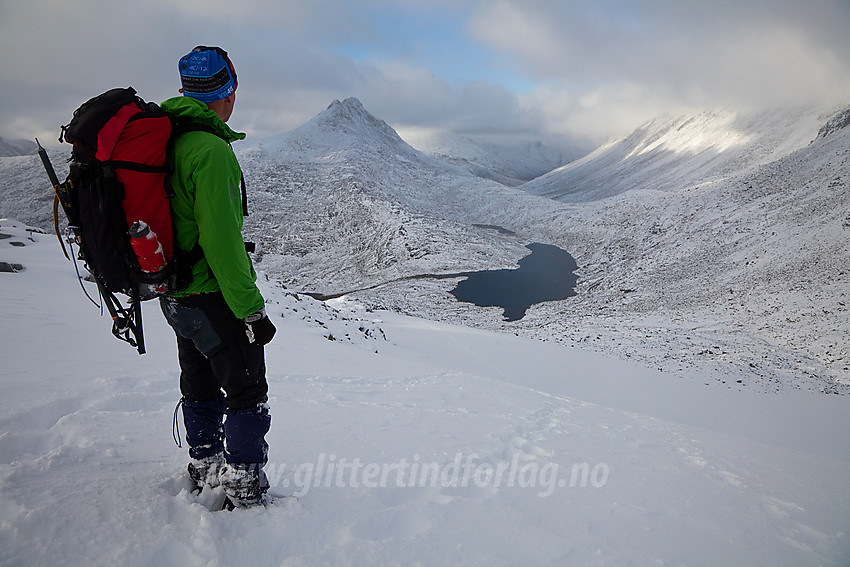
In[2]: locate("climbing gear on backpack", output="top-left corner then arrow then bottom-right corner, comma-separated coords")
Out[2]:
38,87 -> 206,354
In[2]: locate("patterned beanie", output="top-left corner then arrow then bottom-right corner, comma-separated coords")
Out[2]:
179,46 -> 237,103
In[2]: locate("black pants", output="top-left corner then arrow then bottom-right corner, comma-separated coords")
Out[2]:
160,292 -> 270,466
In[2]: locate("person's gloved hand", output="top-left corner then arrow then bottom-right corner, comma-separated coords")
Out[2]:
244,309 -> 276,346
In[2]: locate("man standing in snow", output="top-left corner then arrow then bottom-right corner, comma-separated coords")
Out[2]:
159,46 -> 275,509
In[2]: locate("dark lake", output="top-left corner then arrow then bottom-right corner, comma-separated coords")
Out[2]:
449,242 -> 578,321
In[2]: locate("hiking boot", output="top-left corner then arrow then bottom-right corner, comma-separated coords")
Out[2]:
219,463 -> 269,509
187,452 -> 225,490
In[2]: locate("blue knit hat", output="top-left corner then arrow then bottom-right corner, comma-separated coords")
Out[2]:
179,46 -> 237,102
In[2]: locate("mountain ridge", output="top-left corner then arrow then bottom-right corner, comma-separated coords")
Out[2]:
0,136 -> 36,157
520,105 -> 844,202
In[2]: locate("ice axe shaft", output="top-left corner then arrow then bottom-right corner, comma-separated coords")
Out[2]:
36,138 -> 72,260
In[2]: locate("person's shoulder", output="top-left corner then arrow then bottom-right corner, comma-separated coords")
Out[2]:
177,131 -> 232,165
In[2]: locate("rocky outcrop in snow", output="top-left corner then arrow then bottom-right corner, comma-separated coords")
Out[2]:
816,104 -> 850,139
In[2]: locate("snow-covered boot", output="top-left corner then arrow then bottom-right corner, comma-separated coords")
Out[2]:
219,463 -> 269,509
187,452 -> 225,490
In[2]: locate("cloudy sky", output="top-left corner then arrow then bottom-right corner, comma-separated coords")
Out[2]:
2,0 -> 849,148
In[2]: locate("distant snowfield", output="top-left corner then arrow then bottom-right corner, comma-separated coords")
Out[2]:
521,106 -> 832,202
2,220 -> 849,565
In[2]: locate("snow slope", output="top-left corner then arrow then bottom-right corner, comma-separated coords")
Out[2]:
501,105 -> 850,394
520,106 -> 834,203
0,152 -> 55,231
2,220 -> 849,566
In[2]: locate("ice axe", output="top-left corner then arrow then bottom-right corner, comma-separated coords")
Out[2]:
35,138 -> 72,260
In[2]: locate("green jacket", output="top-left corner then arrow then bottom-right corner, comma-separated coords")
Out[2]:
159,96 -> 264,319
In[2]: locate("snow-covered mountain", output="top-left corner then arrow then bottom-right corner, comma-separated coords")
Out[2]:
399,128 -> 588,186
238,97 -> 552,294
0,98 -> 536,294
1,97 -> 847,395
0,136 -> 36,157
521,107 -> 838,202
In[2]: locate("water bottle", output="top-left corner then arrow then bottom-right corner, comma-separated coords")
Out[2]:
128,221 -> 166,273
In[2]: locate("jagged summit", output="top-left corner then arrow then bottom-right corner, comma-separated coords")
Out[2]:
319,97 -> 403,141
257,96 -> 413,157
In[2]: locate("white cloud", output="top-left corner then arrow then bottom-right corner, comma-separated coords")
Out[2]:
2,0 -> 849,145
469,0 -> 850,142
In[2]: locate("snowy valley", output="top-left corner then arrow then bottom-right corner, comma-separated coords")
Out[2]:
237,98 -> 850,395
512,105 -> 850,394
